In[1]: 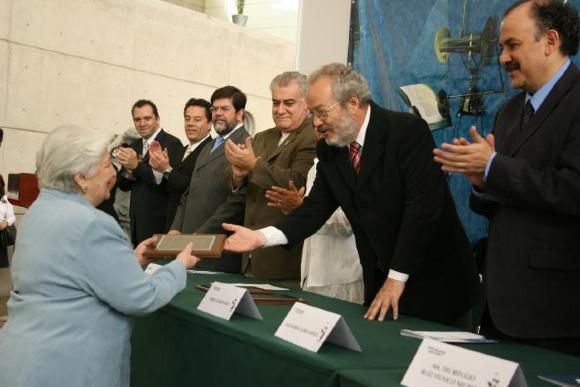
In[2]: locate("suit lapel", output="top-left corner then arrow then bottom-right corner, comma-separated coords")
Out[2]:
265,129 -> 286,162
180,137 -> 211,170
498,93 -> 526,156
195,127 -> 246,170
357,105 -> 385,189
507,64 -> 580,156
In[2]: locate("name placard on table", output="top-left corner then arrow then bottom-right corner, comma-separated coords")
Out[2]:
197,282 -> 262,321
401,339 -> 527,387
275,302 -> 361,353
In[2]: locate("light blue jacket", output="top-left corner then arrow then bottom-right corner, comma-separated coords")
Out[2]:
0,189 -> 186,387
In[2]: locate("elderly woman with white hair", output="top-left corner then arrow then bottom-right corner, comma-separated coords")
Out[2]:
0,125 -> 199,387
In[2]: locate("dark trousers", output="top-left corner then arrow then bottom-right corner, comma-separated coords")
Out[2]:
0,247 -> 8,268
481,305 -> 580,357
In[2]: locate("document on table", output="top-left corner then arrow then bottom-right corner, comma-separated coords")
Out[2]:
538,375 -> 580,386
187,269 -> 224,275
400,329 -> 498,343
226,283 -> 289,291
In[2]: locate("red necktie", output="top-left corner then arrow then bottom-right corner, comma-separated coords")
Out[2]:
350,141 -> 361,174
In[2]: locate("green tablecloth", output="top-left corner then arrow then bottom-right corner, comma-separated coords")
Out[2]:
131,273 -> 580,387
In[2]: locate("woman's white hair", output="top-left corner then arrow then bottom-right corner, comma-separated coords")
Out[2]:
36,125 -> 114,193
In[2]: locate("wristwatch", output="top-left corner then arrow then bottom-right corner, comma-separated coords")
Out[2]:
163,166 -> 173,179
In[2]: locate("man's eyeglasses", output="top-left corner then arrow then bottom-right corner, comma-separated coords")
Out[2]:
307,102 -> 339,120
210,106 -> 232,114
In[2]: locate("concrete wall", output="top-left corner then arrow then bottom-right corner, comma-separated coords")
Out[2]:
0,0 -> 295,181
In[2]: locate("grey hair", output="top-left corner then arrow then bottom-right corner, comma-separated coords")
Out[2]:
270,71 -> 308,97
309,63 -> 372,106
36,125 -> 114,193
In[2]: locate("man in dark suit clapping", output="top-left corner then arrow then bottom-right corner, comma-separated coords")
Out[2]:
116,99 -> 182,246
434,0 -> 580,356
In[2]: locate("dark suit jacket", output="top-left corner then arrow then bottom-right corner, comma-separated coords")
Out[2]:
241,119 -> 317,280
171,126 -> 250,273
277,102 -> 480,325
471,63 -> 580,339
118,129 -> 182,245
164,136 -> 212,230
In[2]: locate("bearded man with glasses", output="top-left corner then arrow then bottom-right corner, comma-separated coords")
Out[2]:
223,64 -> 480,328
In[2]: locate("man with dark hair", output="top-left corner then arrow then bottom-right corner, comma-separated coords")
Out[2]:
434,0 -> 580,355
169,86 -> 250,273
225,71 -> 317,287
149,98 -> 212,229
116,99 -> 182,245
223,64 -> 480,327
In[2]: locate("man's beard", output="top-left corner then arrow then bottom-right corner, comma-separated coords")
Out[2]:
325,110 -> 356,148
214,119 -> 236,135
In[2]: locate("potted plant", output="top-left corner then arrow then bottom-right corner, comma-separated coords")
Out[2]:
232,0 -> 248,26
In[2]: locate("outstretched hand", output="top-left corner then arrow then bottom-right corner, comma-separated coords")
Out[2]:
222,223 -> 267,252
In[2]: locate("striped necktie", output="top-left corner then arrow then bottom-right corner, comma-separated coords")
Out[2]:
350,141 -> 361,174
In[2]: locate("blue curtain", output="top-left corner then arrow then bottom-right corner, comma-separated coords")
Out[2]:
351,0 -> 580,244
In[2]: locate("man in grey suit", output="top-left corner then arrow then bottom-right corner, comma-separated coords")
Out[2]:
169,86 -> 250,273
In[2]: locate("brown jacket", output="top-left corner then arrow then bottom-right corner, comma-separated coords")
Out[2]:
242,119 -> 317,279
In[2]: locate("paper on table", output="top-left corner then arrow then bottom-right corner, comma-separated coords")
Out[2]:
187,270 -> 225,275
227,283 -> 289,291
538,375 -> 580,387
400,329 -> 497,343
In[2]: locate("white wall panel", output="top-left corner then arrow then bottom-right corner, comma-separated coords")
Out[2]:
0,0 -> 295,177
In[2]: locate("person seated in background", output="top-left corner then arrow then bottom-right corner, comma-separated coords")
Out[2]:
225,71 -> 317,288
149,98 -> 212,230
0,174 -> 16,268
0,125 -> 199,387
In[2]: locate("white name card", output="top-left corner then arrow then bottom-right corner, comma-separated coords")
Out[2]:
274,302 -> 361,353
197,282 -> 262,321
401,339 -> 527,387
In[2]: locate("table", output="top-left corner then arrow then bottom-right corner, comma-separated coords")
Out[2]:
131,273 -> 580,387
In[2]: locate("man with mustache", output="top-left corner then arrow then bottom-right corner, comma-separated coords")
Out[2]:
433,0 -> 580,355
169,86 -> 250,273
223,63 -> 480,327
224,71 -> 317,287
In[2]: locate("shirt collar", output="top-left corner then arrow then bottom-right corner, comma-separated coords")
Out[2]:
354,104 -> 371,147
526,58 -> 570,111
188,133 -> 211,151
143,127 -> 163,146
216,122 -> 243,141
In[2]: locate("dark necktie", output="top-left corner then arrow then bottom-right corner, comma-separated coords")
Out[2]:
350,141 -> 361,174
521,100 -> 534,131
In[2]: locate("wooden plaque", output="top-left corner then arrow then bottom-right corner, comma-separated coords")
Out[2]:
143,234 -> 226,258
